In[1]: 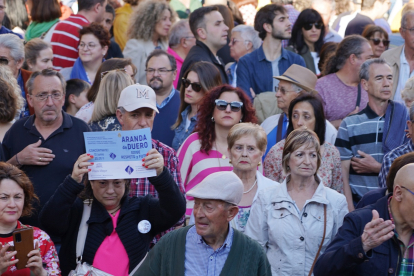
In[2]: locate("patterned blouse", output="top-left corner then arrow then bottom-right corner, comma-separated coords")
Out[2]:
0,221 -> 60,276
264,140 -> 343,193
89,115 -> 122,132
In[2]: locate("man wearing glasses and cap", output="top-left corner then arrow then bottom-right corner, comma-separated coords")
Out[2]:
260,64 -> 337,158
134,171 -> 271,276
315,163 -> 414,276
116,84 -> 185,247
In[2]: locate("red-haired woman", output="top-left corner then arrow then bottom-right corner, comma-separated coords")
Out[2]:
177,84 -> 257,216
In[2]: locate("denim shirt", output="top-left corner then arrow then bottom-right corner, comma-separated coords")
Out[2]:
236,45 -> 306,100
172,105 -> 197,151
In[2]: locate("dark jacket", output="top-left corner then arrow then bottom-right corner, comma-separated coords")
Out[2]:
286,45 -> 317,74
356,187 -> 387,209
135,225 -> 272,276
314,194 -> 401,276
39,168 -> 186,276
178,40 -> 228,90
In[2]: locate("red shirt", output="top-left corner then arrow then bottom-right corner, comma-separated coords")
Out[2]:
51,14 -> 89,70
0,221 -> 60,276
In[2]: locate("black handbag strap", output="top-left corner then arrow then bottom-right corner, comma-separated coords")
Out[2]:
356,83 -> 361,107
276,113 -> 285,143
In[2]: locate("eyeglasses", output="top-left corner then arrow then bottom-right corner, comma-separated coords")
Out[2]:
402,186 -> 414,196
403,27 -> 414,35
229,38 -> 251,46
369,38 -> 390,47
215,99 -> 243,112
145,68 -> 174,75
0,57 -> 9,65
303,22 -> 323,31
100,68 -> 128,80
182,78 -> 202,92
275,86 -> 300,95
184,36 -> 195,40
32,92 -> 63,101
79,43 -> 97,50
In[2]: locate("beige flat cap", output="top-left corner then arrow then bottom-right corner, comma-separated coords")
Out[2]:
187,171 -> 243,205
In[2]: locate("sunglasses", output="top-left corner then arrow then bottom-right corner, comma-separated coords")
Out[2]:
370,38 -> 390,47
0,58 -> 9,65
303,22 -> 323,31
100,68 -> 128,80
215,99 -> 243,112
182,78 -> 202,92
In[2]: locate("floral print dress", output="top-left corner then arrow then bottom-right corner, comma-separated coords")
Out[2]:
264,140 -> 344,193
0,221 -> 60,276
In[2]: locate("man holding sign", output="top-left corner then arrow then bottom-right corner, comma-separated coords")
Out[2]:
116,84 -> 185,245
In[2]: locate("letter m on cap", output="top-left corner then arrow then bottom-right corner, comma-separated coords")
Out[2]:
137,88 -> 149,99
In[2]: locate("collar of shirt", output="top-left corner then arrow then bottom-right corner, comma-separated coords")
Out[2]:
257,45 -> 288,62
361,102 -> 386,119
181,105 -> 197,121
401,45 -> 408,66
191,224 -> 234,251
157,87 -> 176,109
24,111 -> 73,136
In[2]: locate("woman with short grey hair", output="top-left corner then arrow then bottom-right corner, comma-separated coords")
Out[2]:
227,25 -> 261,86
401,76 -> 414,109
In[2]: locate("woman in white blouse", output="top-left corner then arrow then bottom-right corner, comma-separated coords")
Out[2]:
245,129 -> 348,276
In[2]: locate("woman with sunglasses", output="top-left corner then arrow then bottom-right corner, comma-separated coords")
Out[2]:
288,9 -> 325,75
172,61 -> 222,151
362,25 -> 389,58
60,23 -> 110,85
177,84 -> 257,217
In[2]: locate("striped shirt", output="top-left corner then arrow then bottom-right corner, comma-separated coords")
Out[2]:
184,225 -> 234,276
388,196 -> 414,276
51,14 -> 89,70
177,133 -> 232,215
335,104 -> 384,200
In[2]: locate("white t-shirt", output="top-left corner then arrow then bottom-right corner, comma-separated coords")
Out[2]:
311,52 -> 320,75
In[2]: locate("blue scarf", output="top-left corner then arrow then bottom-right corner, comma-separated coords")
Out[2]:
70,57 -> 90,84
383,100 -> 409,155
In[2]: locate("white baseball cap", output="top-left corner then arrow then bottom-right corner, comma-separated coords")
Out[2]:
117,84 -> 159,113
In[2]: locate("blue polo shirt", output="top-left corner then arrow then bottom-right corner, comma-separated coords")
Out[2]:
2,112 -> 90,231
0,26 -> 23,39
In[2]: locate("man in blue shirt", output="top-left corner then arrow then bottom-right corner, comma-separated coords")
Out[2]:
2,69 -> 90,235
146,49 -> 180,148
237,4 -> 305,100
135,171 -> 271,276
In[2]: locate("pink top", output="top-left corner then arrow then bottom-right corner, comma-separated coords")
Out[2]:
93,210 -> 129,276
315,73 -> 369,121
177,133 -> 232,215
167,48 -> 184,89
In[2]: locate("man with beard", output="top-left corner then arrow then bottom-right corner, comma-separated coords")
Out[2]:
145,49 -> 180,147
2,69 -> 90,239
237,4 -> 305,100
178,6 -> 229,89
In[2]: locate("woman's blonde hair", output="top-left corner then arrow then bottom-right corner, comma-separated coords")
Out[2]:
282,129 -> 321,176
0,66 -> 24,113
227,123 -> 267,153
402,76 -> 414,102
90,70 -> 134,123
127,0 -> 176,41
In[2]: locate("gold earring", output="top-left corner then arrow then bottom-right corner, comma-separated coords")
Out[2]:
258,161 -> 262,166
229,159 -> 232,164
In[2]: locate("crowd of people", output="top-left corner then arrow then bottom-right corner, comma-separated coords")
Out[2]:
0,0 -> 413,275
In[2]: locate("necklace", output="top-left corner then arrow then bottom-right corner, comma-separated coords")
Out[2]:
215,141 -> 227,171
110,205 -> 121,216
243,178 -> 257,194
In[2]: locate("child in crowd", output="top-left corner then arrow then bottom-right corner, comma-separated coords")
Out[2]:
64,79 -> 90,116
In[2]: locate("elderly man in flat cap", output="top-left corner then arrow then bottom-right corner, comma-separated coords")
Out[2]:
134,171 -> 272,276
260,64 -> 338,159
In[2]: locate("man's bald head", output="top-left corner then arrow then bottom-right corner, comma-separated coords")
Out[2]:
394,163 -> 414,191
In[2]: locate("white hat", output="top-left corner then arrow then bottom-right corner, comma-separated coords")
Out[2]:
117,84 -> 159,113
187,171 -> 243,205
